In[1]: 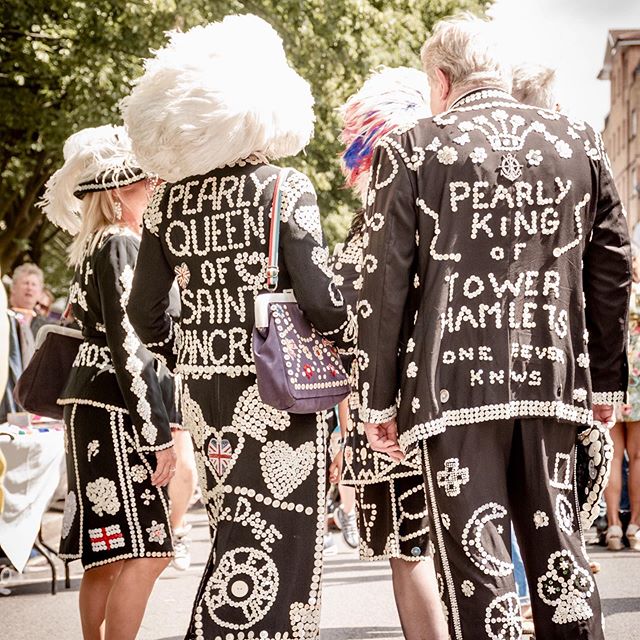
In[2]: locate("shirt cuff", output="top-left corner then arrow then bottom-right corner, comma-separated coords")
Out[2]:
138,439 -> 175,453
359,405 -> 397,424
592,390 -> 626,405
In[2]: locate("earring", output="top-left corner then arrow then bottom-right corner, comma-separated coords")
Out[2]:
113,199 -> 122,221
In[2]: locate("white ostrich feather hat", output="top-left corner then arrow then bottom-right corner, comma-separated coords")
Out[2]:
38,124 -> 145,235
121,14 -> 315,182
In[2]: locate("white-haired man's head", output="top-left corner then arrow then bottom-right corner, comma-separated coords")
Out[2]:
420,13 -> 511,114
9,263 -> 44,311
512,63 -> 557,110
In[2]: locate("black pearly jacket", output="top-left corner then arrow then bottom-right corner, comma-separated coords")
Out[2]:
127,162 -> 348,382
59,228 -> 175,452
356,88 -> 632,450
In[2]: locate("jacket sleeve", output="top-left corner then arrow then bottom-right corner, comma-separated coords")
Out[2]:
356,138 -> 417,423
279,170 -> 348,342
128,183 -> 179,370
583,133 -> 632,405
95,234 -> 172,452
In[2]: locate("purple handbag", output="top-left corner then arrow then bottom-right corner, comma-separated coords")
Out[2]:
252,169 -> 350,414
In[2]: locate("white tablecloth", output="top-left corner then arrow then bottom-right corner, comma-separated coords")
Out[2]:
0,425 -> 65,572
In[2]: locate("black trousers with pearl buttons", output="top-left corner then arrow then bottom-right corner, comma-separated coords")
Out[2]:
182,375 -> 329,640
421,418 -> 604,640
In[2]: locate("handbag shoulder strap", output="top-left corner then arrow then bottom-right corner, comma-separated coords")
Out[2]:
266,168 -> 291,292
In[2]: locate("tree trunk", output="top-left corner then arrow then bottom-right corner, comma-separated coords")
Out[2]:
0,152 -> 52,273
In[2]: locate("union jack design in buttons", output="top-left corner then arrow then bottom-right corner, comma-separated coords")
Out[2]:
208,437 -> 233,476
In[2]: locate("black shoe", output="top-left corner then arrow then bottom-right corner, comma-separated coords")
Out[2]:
594,515 -> 608,546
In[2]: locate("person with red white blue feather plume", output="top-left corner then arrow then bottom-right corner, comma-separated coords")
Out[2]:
329,65 -> 448,640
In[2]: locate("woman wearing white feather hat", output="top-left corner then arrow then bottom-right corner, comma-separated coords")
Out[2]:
39,125 -> 177,640
122,14 -> 348,640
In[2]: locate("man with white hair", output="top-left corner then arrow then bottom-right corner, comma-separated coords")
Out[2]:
357,13 -> 629,640
9,263 -> 44,316
512,62 -> 558,110
8,262 -> 44,364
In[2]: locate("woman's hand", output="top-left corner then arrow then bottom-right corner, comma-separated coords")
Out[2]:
152,445 -> 177,487
329,449 -> 343,485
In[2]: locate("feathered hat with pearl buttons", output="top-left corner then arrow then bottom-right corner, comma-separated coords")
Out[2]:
38,124 -> 146,235
121,14 -> 315,183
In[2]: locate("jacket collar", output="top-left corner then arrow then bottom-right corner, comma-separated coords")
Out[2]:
448,87 -> 516,111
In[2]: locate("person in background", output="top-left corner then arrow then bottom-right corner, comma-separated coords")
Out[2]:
0,268 -> 8,513
0,266 -> 40,420
329,66 -> 447,640
9,263 -> 44,323
8,263 -> 44,360
358,14 -> 629,640
605,245 -> 640,551
168,411 -> 198,570
512,61 -> 606,581
327,406 -> 359,550
35,288 -> 55,319
122,15 -> 348,639
0,273 -> 8,398
510,60 -> 558,628
511,62 -> 558,110
31,286 -> 57,338
39,124 -> 176,640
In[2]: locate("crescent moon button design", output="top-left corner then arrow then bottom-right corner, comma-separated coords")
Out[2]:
461,502 -> 514,577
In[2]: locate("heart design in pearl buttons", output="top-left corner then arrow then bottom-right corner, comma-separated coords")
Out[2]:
259,440 -> 315,500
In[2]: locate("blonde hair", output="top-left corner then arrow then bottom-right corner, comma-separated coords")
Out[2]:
420,13 -> 511,94
68,191 -> 120,266
512,63 -> 556,109
11,263 -> 44,287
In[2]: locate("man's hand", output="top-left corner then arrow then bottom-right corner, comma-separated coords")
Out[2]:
364,419 -> 405,461
592,403 -> 615,428
152,445 -> 177,487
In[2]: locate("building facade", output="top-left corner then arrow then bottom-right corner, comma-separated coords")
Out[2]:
599,29 -> 640,240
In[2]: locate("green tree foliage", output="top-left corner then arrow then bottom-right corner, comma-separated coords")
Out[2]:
0,0 -> 491,292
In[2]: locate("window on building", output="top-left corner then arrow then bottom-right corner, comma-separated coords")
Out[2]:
632,109 -> 638,139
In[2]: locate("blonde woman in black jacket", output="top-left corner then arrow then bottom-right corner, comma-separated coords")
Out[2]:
40,125 -> 177,640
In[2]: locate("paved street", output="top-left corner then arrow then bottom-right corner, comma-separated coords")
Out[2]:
1,507 -> 639,639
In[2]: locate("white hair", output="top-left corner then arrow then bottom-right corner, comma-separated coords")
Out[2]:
512,63 -> 556,109
38,125 -> 141,235
121,14 -> 315,182
11,263 -> 44,287
420,13 -> 511,93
